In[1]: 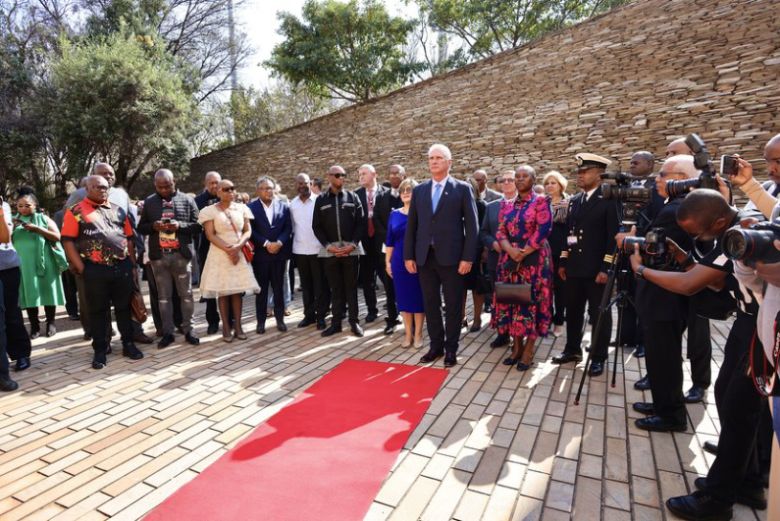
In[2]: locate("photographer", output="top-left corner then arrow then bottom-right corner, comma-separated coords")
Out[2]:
629,189 -> 768,519
622,154 -> 697,432
729,133 -> 780,218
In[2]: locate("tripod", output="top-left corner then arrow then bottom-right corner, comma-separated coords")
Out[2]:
573,246 -> 636,405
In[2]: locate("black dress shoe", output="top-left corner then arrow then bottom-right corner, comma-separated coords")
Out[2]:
490,334 -> 510,348
635,415 -> 687,432
277,321 -> 288,332
185,332 -> 200,345
443,353 -> 458,368
419,351 -> 443,364
316,319 -> 327,330
350,322 -> 364,337
551,352 -> 582,365
133,332 -> 154,345
588,360 -> 604,376
703,441 -> 718,455
685,386 -> 705,403
469,324 -> 482,333
158,334 -> 175,349
207,325 -> 219,335
83,332 -> 92,341
502,357 -> 517,366
383,322 -> 397,335
297,318 -> 316,328
92,353 -> 107,369
632,402 -> 655,415
68,313 -> 80,321
122,343 -> 144,360
15,357 -> 31,371
634,344 -> 645,358
365,313 -> 378,323
321,324 -> 342,337
256,324 -> 266,334
0,376 -> 19,392
666,491 -> 733,521
694,476 -> 767,510
634,375 -> 651,390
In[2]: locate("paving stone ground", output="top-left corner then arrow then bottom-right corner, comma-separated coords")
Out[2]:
0,287 -> 767,520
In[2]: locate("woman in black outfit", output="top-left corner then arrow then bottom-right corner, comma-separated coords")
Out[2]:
542,171 -> 569,337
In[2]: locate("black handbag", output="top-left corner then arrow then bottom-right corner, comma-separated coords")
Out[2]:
494,250 -> 536,305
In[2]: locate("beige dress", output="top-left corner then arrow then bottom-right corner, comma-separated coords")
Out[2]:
198,203 -> 260,298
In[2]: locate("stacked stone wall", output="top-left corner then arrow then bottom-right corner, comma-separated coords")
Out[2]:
188,0 -> 780,194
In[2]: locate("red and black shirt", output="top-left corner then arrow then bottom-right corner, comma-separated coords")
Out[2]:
61,198 -> 134,265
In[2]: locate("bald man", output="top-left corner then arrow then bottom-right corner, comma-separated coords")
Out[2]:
194,171 -> 224,334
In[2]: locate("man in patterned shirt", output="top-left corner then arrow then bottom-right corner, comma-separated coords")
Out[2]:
61,175 -> 144,369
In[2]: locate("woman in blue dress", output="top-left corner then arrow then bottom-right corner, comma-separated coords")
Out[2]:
384,178 -> 425,348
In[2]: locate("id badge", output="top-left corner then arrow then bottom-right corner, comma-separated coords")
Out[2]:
567,235 -> 578,246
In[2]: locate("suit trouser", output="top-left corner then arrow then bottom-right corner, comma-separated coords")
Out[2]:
295,254 -> 328,322
686,308 -> 712,388
551,256 -> 566,327
0,267 -> 31,361
0,279 -> 11,378
418,250 -> 464,355
150,252 -> 193,335
62,270 -> 79,317
644,317 -> 687,423
359,243 -> 398,321
83,260 -> 135,355
323,256 -> 359,324
253,259 -> 286,324
705,310 -> 765,501
146,263 -> 182,334
77,270 -> 144,340
563,276 -> 611,361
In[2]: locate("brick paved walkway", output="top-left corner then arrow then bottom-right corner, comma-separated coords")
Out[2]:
0,290 -> 767,520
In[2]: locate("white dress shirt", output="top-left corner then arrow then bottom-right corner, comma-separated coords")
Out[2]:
290,195 -> 320,255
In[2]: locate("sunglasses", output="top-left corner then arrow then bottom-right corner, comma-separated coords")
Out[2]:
329,173 -> 346,179
222,186 -> 236,192
399,188 -> 413,194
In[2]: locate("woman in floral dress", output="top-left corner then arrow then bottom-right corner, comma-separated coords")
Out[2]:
491,166 -> 553,371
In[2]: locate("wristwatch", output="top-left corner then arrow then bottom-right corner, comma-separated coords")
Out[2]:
635,265 -> 646,279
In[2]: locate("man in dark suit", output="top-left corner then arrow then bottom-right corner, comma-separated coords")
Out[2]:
551,153 -> 620,377
480,169 -> 518,348
248,177 -> 292,333
356,164 -> 401,334
473,169 -> 501,202
194,171 -> 223,334
404,144 -> 479,368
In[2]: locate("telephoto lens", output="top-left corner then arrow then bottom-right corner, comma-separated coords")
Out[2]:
722,223 -> 780,265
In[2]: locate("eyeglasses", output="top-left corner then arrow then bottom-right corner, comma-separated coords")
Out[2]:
222,186 -> 236,192
500,179 -> 515,184
399,188 -> 413,194
16,204 -> 33,208
329,173 -> 346,179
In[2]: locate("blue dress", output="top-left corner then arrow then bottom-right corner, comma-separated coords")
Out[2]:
385,210 -> 425,313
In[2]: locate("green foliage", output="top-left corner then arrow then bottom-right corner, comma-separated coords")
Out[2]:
416,0 -> 630,61
44,33 -> 196,187
267,0 -> 424,102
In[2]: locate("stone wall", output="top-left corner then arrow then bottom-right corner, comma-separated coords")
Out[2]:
188,0 -> 780,194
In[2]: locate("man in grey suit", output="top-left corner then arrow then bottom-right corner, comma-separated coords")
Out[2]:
404,144 -> 479,367
480,168 -> 518,349
473,169 -> 501,203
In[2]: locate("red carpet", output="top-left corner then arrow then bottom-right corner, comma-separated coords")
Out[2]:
146,359 -> 448,521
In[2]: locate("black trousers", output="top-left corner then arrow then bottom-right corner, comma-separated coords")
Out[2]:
0,267 -> 31,360
563,276 -> 611,361
62,270 -> 79,317
418,250 -> 465,355
145,263 -> 182,334
551,256 -> 566,326
706,311 -> 765,500
83,260 -> 135,355
359,244 -> 398,322
295,254 -> 328,322
615,262 -> 641,346
686,308 -> 712,388
0,278 -> 11,378
323,256 -> 359,324
253,259 -> 286,324
644,317 -> 687,423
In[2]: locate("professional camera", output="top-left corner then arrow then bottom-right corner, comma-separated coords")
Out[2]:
623,228 -> 667,256
665,133 -> 720,198
600,172 -> 653,226
722,220 -> 780,265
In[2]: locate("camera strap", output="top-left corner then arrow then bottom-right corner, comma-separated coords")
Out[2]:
752,311 -> 780,396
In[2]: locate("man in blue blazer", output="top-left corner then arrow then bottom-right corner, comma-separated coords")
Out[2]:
404,144 -> 479,367
248,177 -> 292,333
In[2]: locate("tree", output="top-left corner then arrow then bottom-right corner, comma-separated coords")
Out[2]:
415,0 -> 630,61
44,33 -> 196,188
267,0 -> 424,103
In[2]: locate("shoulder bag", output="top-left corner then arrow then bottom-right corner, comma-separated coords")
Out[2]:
222,205 -> 254,263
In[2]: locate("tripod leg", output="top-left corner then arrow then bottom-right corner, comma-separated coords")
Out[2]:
611,297 -> 624,388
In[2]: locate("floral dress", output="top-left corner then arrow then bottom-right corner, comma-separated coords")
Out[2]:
491,192 -> 553,338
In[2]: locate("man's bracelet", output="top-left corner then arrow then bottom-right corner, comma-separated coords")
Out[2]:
635,265 -> 646,279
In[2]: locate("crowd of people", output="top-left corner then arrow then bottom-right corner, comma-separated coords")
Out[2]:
0,136 -> 779,520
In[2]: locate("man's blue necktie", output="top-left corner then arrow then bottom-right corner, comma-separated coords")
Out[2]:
432,183 -> 442,212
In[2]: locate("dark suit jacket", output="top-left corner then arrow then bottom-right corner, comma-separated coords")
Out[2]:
355,185 -> 396,252
248,199 -> 292,262
374,188 -> 401,248
560,186 -> 619,278
194,190 -> 219,266
403,176 -> 479,267
480,199 -> 504,272
137,191 -> 200,260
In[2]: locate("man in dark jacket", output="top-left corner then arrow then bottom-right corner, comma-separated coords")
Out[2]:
194,171 -> 222,334
313,165 -> 366,338
137,169 -> 200,348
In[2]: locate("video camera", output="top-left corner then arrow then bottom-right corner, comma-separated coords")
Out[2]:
665,133 -> 720,198
600,172 -> 653,226
623,227 -> 667,257
722,219 -> 780,265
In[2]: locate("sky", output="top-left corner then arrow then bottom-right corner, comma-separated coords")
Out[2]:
238,0 -> 417,89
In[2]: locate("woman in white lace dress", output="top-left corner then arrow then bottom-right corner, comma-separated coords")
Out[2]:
198,179 -> 260,342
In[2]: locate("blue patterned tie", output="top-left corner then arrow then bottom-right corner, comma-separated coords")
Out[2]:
432,183 -> 442,212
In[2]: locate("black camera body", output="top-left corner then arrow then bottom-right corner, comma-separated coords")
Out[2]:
623,227 -> 669,268
600,172 -> 653,226
722,219 -> 780,266
665,133 -> 720,198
